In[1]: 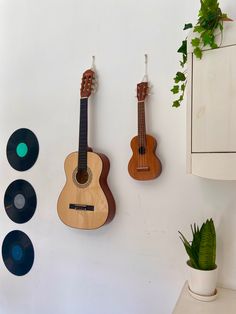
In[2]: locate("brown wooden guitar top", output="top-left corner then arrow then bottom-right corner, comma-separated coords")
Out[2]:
57,151 -> 115,230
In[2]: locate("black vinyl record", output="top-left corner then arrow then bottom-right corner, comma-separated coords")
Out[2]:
4,179 -> 37,224
2,230 -> 34,276
6,128 -> 39,171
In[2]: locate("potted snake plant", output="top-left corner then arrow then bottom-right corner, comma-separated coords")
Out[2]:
179,219 -> 217,298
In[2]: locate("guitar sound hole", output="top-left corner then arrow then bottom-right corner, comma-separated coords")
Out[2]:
76,169 -> 89,184
138,146 -> 146,155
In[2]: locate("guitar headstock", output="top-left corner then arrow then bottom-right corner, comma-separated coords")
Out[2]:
137,82 -> 148,102
80,69 -> 96,98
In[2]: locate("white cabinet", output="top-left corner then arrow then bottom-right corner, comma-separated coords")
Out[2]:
187,22 -> 236,180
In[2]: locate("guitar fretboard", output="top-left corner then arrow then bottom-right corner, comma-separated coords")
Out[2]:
78,97 -> 88,170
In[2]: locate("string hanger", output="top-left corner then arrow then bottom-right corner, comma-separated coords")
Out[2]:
142,54 -> 148,82
91,55 -> 97,93
91,55 -> 95,70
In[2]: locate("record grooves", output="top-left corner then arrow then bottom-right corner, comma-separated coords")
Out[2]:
2,230 -> 34,276
6,128 -> 39,171
4,179 -> 37,224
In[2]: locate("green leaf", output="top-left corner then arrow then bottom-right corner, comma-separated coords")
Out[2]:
174,71 -> 186,83
179,231 -> 199,269
177,40 -> 187,54
201,31 -> 215,46
221,13 -> 229,19
171,85 -> 179,94
180,54 -> 187,68
194,25 -> 204,33
183,23 -> 193,30
181,84 -> 185,92
191,37 -> 200,47
198,219 -> 216,270
193,47 -> 202,59
172,100 -> 180,108
179,95 -> 184,102
210,42 -> 218,49
191,223 -> 201,262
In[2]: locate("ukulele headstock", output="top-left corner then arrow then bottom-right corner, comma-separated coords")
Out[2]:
80,69 -> 96,98
137,82 -> 148,102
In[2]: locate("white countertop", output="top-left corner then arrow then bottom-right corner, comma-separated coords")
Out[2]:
173,282 -> 236,314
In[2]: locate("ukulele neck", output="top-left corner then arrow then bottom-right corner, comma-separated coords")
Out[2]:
137,101 -> 146,147
78,97 -> 88,170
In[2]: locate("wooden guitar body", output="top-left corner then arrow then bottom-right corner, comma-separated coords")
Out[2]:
57,151 -> 115,230
128,134 -> 162,180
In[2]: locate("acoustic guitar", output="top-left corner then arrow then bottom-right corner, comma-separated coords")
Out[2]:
128,82 -> 162,180
57,68 -> 115,229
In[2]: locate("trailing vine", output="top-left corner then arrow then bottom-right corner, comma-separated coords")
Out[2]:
171,0 -> 231,108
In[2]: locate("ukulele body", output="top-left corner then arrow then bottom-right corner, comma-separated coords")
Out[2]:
128,134 -> 162,181
57,151 -> 115,230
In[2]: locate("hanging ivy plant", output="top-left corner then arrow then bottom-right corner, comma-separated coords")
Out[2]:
171,0 -> 232,108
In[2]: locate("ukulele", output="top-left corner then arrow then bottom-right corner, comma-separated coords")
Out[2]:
128,82 -> 162,180
57,68 -> 115,229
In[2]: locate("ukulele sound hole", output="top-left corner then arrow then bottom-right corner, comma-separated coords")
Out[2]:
76,169 -> 89,184
138,146 -> 146,155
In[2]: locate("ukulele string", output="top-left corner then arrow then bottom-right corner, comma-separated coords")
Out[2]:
139,102 -> 145,169
138,101 -> 142,169
142,54 -> 148,168
140,102 -> 144,168
138,54 -> 148,170
144,55 -> 148,168
141,101 -> 145,169
143,102 -> 147,168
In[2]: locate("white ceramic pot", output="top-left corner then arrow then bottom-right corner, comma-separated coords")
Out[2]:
187,262 -> 218,296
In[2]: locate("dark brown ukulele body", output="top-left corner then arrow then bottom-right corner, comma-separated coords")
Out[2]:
128,82 -> 162,181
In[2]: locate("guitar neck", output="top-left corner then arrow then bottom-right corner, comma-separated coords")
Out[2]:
78,97 -> 88,170
137,101 -> 146,147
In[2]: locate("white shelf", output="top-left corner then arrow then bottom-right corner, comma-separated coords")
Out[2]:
173,282 -> 236,314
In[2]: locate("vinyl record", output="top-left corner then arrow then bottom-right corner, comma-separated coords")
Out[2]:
2,230 -> 34,276
4,179 -> 37,224
6,128 -> 39,171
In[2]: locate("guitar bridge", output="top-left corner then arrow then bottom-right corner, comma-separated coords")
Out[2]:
69,204 -> 94,211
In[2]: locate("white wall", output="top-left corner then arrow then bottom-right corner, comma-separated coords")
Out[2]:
0,1 -> 236,313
